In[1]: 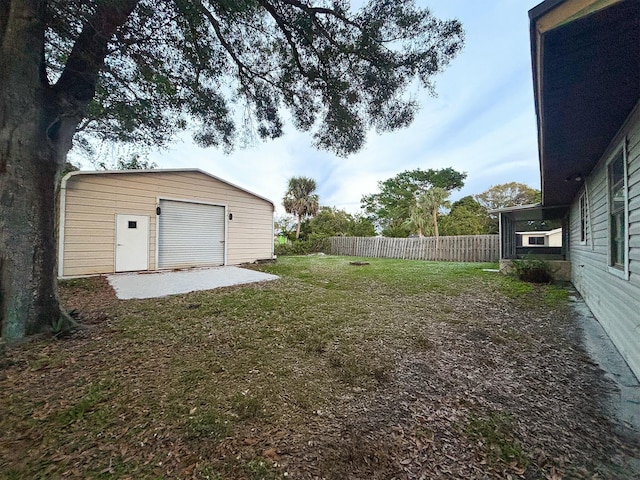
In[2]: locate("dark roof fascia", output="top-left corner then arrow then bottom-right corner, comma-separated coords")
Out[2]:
529,0 -> 569,22
488,203 -> 542,214
528,2 -> 561,209
490,203 -> 570,221
528,0 -> 571,210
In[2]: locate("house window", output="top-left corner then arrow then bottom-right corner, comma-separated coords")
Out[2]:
528,236 -> 544,245
608,144 -> 628,276
579,193 -> 588,243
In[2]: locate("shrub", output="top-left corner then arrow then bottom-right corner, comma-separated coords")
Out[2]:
511,256 -> 552,283
274,236 -> 331,256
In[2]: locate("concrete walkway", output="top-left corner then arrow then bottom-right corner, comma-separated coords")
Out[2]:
107,266 -> 279,300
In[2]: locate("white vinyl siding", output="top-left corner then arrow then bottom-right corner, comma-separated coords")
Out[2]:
569,101 -> 640,380
158,200 -> 225,269
60,170 -> 274,276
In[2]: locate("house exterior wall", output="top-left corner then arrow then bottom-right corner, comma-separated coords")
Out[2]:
548,229 -> 562,247
60,170 -> 274,277
569,102 -> 640,379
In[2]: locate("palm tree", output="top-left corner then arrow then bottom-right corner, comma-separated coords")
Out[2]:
404,187 -> 450,245
418,187 -> 451,239
283,176 -> 320,238
404,204 -> 429,237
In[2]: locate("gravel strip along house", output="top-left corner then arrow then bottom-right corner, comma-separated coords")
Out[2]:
58,169 -> 275,277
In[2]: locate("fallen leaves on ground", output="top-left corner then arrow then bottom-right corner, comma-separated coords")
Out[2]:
1,257 -> 638,479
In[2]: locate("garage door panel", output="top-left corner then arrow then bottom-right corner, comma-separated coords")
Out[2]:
158,200 -> 225,269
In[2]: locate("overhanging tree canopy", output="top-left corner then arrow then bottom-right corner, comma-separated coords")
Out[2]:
0,0 -> 464,338
41,0 -> 466,156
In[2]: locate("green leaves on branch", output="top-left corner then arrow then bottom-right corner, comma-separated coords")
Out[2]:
362,167 -> 466,237
404,187 -> 450,237
474,182 -> 541,211
301,207 -> 376,239
45,0 -> 464,156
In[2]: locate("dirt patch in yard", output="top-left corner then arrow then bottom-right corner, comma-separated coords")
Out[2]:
1,257 -> 638,479
58,276 -> 120,325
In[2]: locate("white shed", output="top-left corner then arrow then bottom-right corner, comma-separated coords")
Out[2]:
517,228 -> 563,247
58,169 -> 274,277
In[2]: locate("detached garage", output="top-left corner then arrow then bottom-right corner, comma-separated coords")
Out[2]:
58,169 -> 275,277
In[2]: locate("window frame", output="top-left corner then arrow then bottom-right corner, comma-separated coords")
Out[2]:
579,191 -> 591,245
528,236 -> 545,246
606,140 -> 629,280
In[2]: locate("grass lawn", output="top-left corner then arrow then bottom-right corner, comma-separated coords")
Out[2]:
0,256 -> 636,479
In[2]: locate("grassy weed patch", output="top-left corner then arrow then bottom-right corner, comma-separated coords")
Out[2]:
231,392 -> 265,420
187,409 -> 232,440
57,380 -> 113,427
465,412 -> 529,468
543,285 -> 569,306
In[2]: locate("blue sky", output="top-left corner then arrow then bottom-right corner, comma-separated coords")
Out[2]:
95,0 -> 544,214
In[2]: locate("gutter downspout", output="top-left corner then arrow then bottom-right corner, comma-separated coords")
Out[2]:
57,172 -> 73,278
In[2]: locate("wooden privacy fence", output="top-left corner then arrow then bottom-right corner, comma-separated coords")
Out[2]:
330,235 -> 499,262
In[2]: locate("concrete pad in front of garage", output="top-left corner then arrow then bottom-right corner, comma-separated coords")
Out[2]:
107,266 -> 279,300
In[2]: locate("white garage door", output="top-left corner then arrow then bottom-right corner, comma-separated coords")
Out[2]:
158,200 -> 225,269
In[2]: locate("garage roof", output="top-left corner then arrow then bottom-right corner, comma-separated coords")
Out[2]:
61,169 -> 275,208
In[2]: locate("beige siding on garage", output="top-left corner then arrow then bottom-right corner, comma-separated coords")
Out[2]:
60,170 -> 274,277
570,102 -> 640,379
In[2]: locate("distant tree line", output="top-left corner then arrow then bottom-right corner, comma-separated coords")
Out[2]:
361,169 -> 542,238
277,173 -> 545,256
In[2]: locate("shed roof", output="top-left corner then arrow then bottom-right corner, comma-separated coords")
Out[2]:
529,0 -> 640,206
61,169 -> 275,208
517,227 -> 563,235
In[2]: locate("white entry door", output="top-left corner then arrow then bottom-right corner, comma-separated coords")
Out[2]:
115,214 -> 149,272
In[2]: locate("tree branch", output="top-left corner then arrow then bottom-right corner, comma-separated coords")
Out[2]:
257,0 -> 306,75
194,0 -> 280,91
54,0 -> 140,105
279,0 -> 360,28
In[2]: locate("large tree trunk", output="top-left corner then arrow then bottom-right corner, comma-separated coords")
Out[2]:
0,0 -> 67,337
0,127 -> 63,338
1,0 -> 139,338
